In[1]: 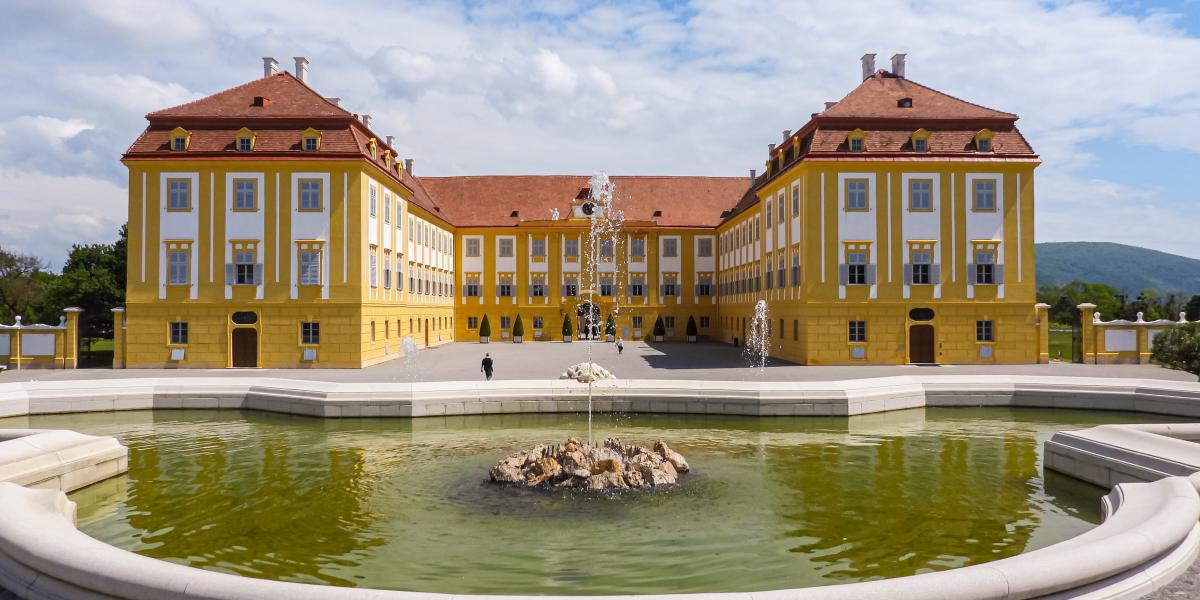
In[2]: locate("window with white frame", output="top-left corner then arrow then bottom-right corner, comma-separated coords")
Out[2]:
977,320 -> 994,342
303,137 -> 318,151
369,186 -> 377,217
299,249 -> 321,285
499,238 -> 514,257
846,179 -> 868,211
531,274 -> 546,297
498,273 -> 514,297
167,179 -> 190,210
301,322 -> 320,345
697,238 -> 713,257
848,320 -> 867,343
697,272 -> 712,296
384,195 -> 390,223
791,184 -> 800,216
234,251 -> 256,285
466,238 -> 480,257
630,237 -> 645,258
630,274 -> 645,297
662,273 -> 679,296
662,238 -> 678,258
847,251 -> 868,285
600,239 -> 614,259
234,180 -> 256,210
369,250 -> 378,288
563,275 -> 578,297
167,250 -> 189,285
600,275 -> 614,297
975,250 -> 996,284
973,180 -> 996,211
565,238 -> 579,258
299,179 -> 321,210
791,254 -> 800,286
170,322 -> 188,344
383,250 -> 392,288
911,251 -> 932,285
910,179 -> 932,210
532,238 -> 546,258
465,274 -> 481,297
765,202 -> 773,227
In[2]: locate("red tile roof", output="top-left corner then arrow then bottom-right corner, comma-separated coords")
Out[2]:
148,72 -> 348,120
419,176 -> 751,228
808,127 -> 1032,154
820,71 -> 1016,121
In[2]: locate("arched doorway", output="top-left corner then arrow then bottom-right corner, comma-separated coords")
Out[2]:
576,302 -> 600,340
909,324 -> 935,364
231,327 -> 258,368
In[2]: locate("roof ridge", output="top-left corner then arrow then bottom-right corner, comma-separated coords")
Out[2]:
147,71 -> 351,119
895,75 -> 1017,119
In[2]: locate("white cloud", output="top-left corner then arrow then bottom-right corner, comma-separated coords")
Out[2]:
0,169 -> 126,269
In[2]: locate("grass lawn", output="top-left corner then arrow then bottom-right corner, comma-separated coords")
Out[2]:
79,338 -> 113,369
1049,327 -> 1074,362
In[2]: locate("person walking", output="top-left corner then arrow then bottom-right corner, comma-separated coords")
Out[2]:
616,338 -> 624,355
481,353 -> 494,380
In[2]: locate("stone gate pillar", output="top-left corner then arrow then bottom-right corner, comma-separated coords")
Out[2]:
1077,303 -> 1097,364
1035,303 -> 1050,364
111,307 -> 125,369
63,307 -> 82,369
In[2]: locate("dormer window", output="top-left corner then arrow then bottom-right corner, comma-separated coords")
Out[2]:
234,127 -> 255,152
369,138 -> 378,160
300,127 -> 321,152
910,128 -> 931,153
169,126 -> 190,151
974,129 -> 994,153
897,97 -> 913,108
847,129 -> 867,152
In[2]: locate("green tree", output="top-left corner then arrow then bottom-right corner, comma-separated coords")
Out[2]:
686,315 -> 698,338
1125,288 -> 1164,321
1151,323 -> 1200,380
652,316 -> 665,337
562,314 -> 573,338
512,314 -> 524,339
1038,280 -> 1125,324
1185,295 -> 1200,322
41,224 -> 128,340
604,313 -> 616,336
0,245 -> 48,323
479,314 -> 491,339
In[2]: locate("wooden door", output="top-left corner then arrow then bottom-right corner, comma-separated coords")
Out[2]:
231,328 -> 258,368
909,325 -> 935,364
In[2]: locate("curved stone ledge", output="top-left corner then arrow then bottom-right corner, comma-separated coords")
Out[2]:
3,375 -> 1200,420
0,476 -> 1195,600
0,429 -> 127,493
1047,423 -> 1200,489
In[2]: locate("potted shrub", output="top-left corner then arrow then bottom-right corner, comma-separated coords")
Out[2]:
479,315 -> 491,343
686,315 -> 698,343
605,314 -> 616,342
512,315 -> 524,343
653,316 -> 666,342
562,314 -> 573,342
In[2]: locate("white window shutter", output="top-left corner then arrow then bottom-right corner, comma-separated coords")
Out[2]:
967,263 -> 976,284
225,263 -> 235,285
902,263 -> 913,285
254,263 -> 264,285
866,265 -> 877,285
838,264 -> 848,285
931,264 -> 941,284
995,264 -> 1005,284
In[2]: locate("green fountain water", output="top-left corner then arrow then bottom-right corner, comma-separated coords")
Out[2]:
2,408 -> 1180,595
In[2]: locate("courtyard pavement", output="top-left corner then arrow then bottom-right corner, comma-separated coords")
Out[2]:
1,340 -> 1194,383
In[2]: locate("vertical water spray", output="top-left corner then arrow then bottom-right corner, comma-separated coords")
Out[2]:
744,299 -> 770,372
581,172 -> 624,445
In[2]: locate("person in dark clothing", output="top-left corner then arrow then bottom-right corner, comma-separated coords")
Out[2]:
616,338 -> 624,355
481,353 -> 494,380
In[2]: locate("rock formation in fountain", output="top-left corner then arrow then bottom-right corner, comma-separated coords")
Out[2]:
560,362 -> 615,382
490,438 -> 690,491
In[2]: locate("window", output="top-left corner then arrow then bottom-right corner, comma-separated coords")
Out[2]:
467,317 -> 479,329
172,137 -> 187,151
791,254 -> 800,286
662,273 -> 679,296
465,274 -> 481,297
663,238 -> 678,258
846,179 -> 868,211
235,251 -> 256,285
630,274 -> 645,297
973,180 -> 996,211
299,250 -> 321,285
632,316 -> 644,329
498,274 -> 514,297
369,250 -> 378,288
847,251 -> 868,285
565,239 -> 579,259
500,316 -> 512,330
564,275 -> 578,297
778,196 -> 786,222
397,261 -> 404,291
383,251 -> 392,288
911,251 -> 932,285
301,322 -> 320,345
533,316 -> 544,329
234,179 -> 256,211
499,238 -> 514,257
384,196 -> 391,223
978,137 -> 992,152
600,276 -> 614,297
765,203 -> 773,227
167,179 -> 190,211
910,179 -> 932,210
167,250 -> 189,285
466,238 -> 480,257
369,186 -> 377,217
630,238 -> 644,258
299,179 -> 322,211
532,238 -> 546,258
975,250 -> 996,284
977,320 -> 994,342
600,239 -> 614,259
531,274 -> 546,297
697,273 -> 712,296
700,316 -> 710,329
765,269 -> 772,289
170,322 -> 188,344
698,238 -> 713,257
849,137 -> 864,152
791,184 -> 800,216
238,137 -> 252,151
776,258 -> 785,289
303,136 -> 319,151
848,320 -> 867,343
914,137 -> 928,152
664,316 -> 676,329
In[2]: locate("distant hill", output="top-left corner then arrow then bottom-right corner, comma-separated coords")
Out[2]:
1036,242 -> 1200,295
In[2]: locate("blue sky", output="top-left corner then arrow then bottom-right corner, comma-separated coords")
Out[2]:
1,0 -> 1199,267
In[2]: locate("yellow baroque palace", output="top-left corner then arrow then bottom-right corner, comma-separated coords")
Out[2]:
116,54 -> 1044,368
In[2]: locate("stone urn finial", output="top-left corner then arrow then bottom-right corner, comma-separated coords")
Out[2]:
1136,311 -> 1145,323
1181,311 -> 1189,323
13,315 -> 21,326
1093,312 -> 1101,323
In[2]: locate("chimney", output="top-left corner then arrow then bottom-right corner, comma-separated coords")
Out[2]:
749,169 -> 757,181
890,53 -> 906,78
361,114 -> 371,128
824,101 -> 837,110
326,97 -> 340,106
385,135 -> 395,148
861,53 -> 876,80
404,158 -> 414,174
262,57 -> 279,78
768,143 -> 776,152
293,56 -> 310,84
782,129 -> 792,140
